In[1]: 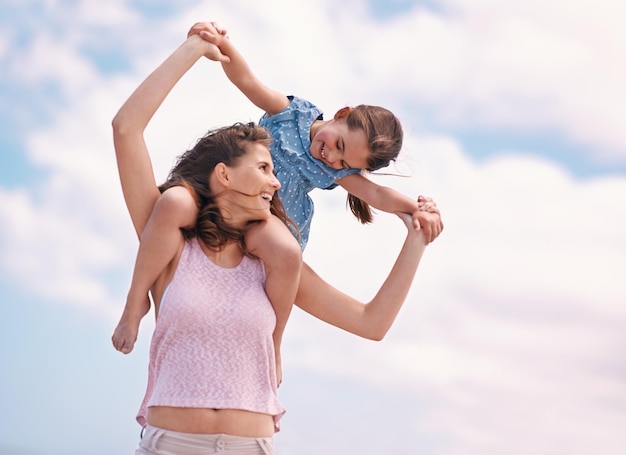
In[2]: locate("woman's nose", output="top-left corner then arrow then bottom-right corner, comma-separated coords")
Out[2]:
270,174 -> 281,189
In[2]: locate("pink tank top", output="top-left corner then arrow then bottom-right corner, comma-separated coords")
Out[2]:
136,239 -> 285,431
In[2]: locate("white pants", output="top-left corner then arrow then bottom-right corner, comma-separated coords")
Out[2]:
135,424 -> 273,455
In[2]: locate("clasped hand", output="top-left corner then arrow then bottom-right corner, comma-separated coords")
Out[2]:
188,22 -> 229,62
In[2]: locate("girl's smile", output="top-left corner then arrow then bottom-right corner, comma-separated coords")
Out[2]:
310,119 -> 370,170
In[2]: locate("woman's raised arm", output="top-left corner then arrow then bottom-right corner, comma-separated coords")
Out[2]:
112,35 -> 227,237
294,213 -> 429,341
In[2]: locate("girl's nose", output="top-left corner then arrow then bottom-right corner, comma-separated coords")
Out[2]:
325,149 -> 343,169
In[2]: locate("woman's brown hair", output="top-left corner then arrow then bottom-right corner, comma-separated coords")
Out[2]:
159,122 -> 295,252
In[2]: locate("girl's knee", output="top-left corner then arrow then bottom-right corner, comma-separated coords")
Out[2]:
247,217 -> 301,258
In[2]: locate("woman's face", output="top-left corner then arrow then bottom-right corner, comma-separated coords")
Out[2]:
221,143 -> 280,223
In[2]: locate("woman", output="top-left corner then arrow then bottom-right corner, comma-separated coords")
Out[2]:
113,34 -> 442,454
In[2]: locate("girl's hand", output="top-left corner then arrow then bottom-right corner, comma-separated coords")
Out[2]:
411,196 -> 444,244
417,195 -> 439,215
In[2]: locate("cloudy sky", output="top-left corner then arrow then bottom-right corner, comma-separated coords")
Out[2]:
1,1 -> 625,454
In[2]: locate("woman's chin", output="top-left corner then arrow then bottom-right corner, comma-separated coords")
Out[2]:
242,207 -> 272,223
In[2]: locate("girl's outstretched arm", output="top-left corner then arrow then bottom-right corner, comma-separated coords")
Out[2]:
188,22 -> 289,116
338,174 -> 443,243
112,35 -> 226,238
294,213 -> 428,341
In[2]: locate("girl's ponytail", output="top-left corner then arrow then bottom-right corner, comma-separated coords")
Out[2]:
347,193 -> 373,224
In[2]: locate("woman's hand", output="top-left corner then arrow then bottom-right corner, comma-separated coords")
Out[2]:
202,41 -> 230,62
396,211 -> 416,232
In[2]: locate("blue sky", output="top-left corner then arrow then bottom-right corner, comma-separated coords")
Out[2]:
1,1 -> 625,454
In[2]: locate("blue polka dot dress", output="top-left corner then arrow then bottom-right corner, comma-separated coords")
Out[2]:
259,96 -> 360,250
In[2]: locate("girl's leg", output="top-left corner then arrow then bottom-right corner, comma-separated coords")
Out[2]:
113,187 -> 193,354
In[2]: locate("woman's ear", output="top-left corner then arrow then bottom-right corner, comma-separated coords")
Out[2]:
214,162 -> 230,187
334,106 -> 352,120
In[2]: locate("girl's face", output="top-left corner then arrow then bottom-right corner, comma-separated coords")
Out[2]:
221,143 -> 280,223
310,119 -> 370,170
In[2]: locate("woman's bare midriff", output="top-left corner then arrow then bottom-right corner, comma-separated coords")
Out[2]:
147,406 -> 275,438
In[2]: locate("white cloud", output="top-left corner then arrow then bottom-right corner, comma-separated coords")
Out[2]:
0,186 -> 123,315
324,1 -> 626,160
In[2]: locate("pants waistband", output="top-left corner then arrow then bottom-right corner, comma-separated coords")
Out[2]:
138,424 -> 273,454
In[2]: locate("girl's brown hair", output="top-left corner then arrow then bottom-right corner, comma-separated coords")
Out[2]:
159,122 -> 294,252
345,105 -> 403,224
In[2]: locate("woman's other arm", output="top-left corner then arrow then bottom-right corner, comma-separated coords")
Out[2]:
294,213 -> 428,341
